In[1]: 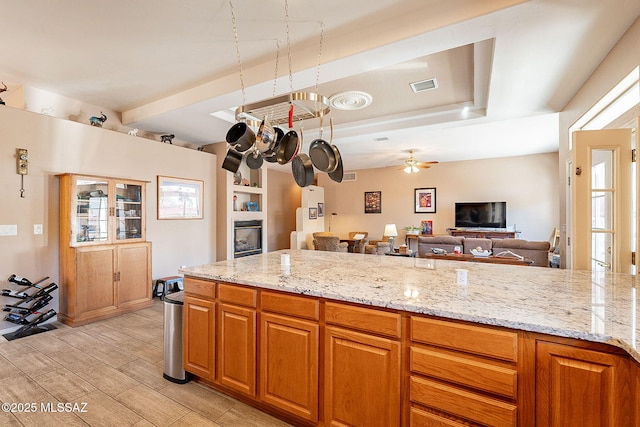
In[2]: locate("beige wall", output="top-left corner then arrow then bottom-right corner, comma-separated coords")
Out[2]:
266,168 -> 301,251
319,152 -> 559,243
0,105 -> 216,331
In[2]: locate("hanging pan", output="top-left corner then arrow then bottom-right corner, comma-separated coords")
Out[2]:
245,149 -> 264,170
309,117 -> 340,173
328,134 -> 344,183
276,104 -> 300,165
221,148 -> 243,173
292,128 -> 315,187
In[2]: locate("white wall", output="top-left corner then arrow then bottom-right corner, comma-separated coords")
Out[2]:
559,15 -> 640,268
0,105 -> 216,331
320,152 -> 559,243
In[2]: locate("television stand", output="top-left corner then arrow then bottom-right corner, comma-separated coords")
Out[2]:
448,229 -> 518,239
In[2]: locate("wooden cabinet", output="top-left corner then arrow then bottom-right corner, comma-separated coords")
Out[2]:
184,295 -> 215,380
260,292 -> 319,422
448,229 -> 517,239
536,341 -> 633,427
324,302 -> 401,427
181,276 -> 640,427
59,242 -> 151,326
409,317 -> 518,427
58,173 -> 151,326
218,302 -> 256,396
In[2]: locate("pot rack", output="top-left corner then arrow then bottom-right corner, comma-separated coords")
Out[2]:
235,92 -> 330,128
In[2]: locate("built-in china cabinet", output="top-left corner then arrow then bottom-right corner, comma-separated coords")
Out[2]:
57,173 -> 153,326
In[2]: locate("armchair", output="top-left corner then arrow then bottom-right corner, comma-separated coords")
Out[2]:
365,236 -> 391,255
313,232 -> 349,252
348,231 -> 369,253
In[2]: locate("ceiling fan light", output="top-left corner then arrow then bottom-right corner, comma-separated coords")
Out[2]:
404,165 -> 419,174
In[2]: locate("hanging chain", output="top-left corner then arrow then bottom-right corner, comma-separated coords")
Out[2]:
284,0 -> 293,97
272,39 -> 280,97
315,21 -> 325,137
315,21 -> 324,99
229,0 -> 245,107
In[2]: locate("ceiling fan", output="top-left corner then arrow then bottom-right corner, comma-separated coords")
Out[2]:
401,150 -> 438,173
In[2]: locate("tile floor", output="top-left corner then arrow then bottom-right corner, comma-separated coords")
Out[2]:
0,300 -> 292,427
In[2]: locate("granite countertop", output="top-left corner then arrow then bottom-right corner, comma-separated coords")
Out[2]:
179,249 -> 639,362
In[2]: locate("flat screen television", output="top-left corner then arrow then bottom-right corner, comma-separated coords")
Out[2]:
455,202 -> 507,229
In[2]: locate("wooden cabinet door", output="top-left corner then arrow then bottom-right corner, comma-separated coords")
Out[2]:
183,296 -> 215,380
116,243 -> 151,307
75,246 -> 117,316
260,312 -> 319,422
536,341 -> 632,427
218,303 -> 256,397
325,326 -> 401,427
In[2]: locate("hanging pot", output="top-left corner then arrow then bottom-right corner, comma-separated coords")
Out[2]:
264,127 -> 284,163
292,128 -> 315,188
309,117 -> 340,173
226,122 -> 255,152
276,130 -> 299,164
221,148 -> 243,173
255,117 -> 277,153
245,149 -> 264,169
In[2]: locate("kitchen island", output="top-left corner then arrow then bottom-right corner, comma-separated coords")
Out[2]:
180,250 -> 639,427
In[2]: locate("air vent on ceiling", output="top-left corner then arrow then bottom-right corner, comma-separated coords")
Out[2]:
374,137 -> 389,142
410,78 -> 438,93
342,171 -> 357,182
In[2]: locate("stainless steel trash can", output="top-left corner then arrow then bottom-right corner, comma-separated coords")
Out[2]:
163,291 -> 190,383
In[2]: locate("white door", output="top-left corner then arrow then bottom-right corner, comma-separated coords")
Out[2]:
572,128 -> 633,273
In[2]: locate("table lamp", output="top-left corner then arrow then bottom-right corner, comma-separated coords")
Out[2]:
383,224 -> 398,249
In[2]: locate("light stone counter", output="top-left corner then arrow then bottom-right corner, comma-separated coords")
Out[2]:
180,249 -> 639,362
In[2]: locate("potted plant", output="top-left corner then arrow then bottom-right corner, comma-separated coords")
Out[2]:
404,225 -> 421,235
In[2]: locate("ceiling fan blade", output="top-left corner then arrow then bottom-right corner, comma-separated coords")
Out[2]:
417,161 -> 438,168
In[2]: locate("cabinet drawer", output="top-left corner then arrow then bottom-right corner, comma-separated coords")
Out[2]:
410,376 -> 517,427
261,291 -> 319,320
411,347 -> 517,399
218,283 -> 257,308
325,302 -> 401,338
411,317 -> 517,362
410,407 -> 468,427
184,277 -> 216,299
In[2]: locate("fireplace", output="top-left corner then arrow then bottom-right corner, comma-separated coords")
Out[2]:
234,220 -> 263,258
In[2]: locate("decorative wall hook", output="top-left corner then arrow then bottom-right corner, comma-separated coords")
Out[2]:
576,166 -> 582,176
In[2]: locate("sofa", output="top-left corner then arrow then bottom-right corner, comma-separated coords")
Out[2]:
417,236 -> 464,254
492,238 -> 550,267
417,236 -> 551,267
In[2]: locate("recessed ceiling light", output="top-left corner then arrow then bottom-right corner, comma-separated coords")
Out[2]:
329,91 -> 373,110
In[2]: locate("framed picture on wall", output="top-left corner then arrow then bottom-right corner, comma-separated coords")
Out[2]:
318,203 -> 325,217
414,187 -> 436,213
364,191 -> 382,214
309,207 -> 318,219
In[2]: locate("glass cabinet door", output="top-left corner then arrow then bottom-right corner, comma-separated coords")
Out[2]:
115,181 -> 143,241
76,178 -> 109,243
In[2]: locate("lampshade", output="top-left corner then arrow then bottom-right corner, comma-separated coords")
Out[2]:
383,224 -> 398,237
404,165 -> 419,173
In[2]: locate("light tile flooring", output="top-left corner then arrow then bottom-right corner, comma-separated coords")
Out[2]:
0,300 -> 292,427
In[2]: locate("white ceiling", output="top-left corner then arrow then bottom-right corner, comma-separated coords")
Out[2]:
1,0 -> 639,171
